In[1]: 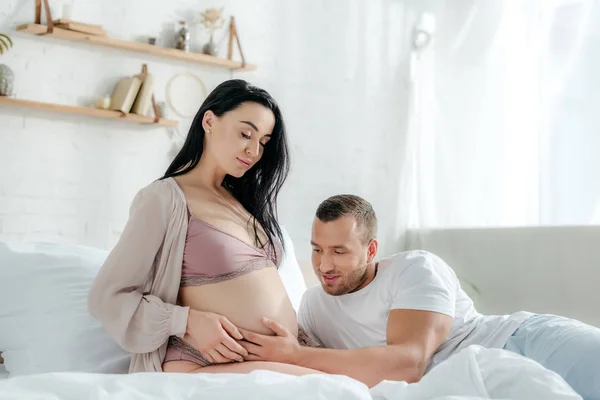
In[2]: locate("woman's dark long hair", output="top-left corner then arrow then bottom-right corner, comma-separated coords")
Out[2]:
161,79 -> 290,252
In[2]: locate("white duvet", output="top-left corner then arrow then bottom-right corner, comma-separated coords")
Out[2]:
0,346 -> 582,400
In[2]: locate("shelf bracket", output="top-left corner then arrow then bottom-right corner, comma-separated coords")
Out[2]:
227,16 -> 246,69
35,0 -> 55,34
141,64 -> 161,124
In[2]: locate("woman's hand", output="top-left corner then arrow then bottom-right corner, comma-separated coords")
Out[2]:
183,309 -> 249,363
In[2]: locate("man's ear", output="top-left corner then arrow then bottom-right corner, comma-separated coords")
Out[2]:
367,239 -> 378,263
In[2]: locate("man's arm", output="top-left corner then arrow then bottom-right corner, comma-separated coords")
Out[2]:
297,309 -> 451,386
240,310 -> 452,388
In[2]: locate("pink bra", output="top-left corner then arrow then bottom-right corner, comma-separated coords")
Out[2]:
180,210 -> 283,287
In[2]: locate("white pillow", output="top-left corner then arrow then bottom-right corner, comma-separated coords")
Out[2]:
278,226 -> 308,311
0,241 -> 131,377
0,227 -> 307,377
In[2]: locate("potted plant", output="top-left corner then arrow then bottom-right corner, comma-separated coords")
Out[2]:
0,33 -> 14,96
199,8 -> 225,56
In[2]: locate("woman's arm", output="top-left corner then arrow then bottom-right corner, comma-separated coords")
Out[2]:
88,183 -> 189,354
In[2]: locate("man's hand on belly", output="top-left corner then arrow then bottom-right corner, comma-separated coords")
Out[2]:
238,317 -> 302,364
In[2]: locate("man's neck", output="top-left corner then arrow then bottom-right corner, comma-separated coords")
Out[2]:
350,262 -> 379,293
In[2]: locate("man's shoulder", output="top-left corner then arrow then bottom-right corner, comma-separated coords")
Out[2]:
378,250 -> 454,279
378,250 -> 437,271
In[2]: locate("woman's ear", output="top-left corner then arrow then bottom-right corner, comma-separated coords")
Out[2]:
202,110 -> 215,133
367,239 -> 379,263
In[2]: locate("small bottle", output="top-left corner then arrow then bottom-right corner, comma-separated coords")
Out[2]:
176,20 -> 190,52
157,101 -> 168,119
95,95 -> 111,110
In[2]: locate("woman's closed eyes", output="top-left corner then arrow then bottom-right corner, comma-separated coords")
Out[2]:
241,132 -> 268,147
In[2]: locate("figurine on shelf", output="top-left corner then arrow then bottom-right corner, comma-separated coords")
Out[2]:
199,7 -> 225,56
175,20 -> 190,52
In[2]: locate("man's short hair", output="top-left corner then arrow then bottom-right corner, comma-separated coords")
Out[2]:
315,194 -> 377,243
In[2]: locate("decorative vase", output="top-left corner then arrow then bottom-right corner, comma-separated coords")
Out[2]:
176,20 -> 190,52
202,35 -> 217,56
0,64 -> 14,96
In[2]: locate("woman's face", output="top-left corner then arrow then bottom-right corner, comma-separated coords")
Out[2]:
203,102 -> 276,178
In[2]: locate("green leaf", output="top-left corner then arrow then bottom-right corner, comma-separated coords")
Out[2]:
0,34 -> 12,55
0,34 -> 13,48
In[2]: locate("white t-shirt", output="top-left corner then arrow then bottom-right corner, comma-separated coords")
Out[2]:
298,250 -> 532,372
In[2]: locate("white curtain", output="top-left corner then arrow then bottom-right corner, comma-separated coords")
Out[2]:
403,0 -> 598,240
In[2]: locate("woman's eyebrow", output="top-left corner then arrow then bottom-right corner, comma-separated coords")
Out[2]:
240,120 -> 259,132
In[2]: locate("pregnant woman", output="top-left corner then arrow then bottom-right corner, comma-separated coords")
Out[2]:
88,79 -> 321,377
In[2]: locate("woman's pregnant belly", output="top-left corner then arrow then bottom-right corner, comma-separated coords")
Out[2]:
179,266 -> 298,337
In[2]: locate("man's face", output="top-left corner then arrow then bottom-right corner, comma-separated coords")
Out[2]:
310,216 -> 375,296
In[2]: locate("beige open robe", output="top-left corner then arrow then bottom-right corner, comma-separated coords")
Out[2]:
88,177 -> 190,373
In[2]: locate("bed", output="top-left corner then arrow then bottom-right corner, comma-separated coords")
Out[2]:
0,346 -> 582,400
0,240 -> 583,399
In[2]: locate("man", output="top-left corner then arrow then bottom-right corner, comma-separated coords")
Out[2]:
239,195 -> 600,399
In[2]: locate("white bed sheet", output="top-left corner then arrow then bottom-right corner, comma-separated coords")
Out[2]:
0,346 -> 582,400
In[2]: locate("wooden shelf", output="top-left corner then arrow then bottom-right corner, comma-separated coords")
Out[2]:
16,24 -> 257,71
0,96 -> 179,127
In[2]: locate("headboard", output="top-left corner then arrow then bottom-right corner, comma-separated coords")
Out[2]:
405,226 -> 600,328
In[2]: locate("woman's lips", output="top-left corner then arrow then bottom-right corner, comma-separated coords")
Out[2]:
236,157 -> 252,168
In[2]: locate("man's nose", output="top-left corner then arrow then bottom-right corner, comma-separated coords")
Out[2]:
319,252 -> 335,273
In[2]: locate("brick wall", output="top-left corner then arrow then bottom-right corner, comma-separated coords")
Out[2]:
0,0 -> 412,259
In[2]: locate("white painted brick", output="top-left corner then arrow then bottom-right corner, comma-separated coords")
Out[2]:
55,218 -> 86,237
0,0 -> 410,259
2,180 -> 55,198
53,183 -> 88,201
23,198 -> 51,215
0,233 -> 24,242
1,215 -> 30,235
24,232 -> 72,244
52,166 -> 85,185
27,215 -> 83,237
0,197 -> 26,215
0,113 -> 25,130
51,199 -> 81,217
